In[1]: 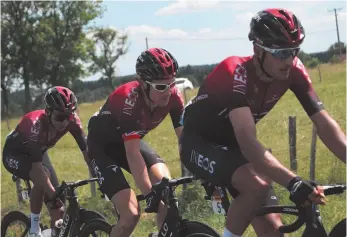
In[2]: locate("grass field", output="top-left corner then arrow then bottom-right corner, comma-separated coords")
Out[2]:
1,62 -> 346,237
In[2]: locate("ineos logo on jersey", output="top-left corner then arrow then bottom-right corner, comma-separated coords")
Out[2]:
30,119 -> 41,142
123,87 -> 139,116
190,150 -> 216,174
233,64 -> 247,95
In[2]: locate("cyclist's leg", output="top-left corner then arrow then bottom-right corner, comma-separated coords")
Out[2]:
88,142 -> 140,237
140,140 -> 171,229
180,132 -> 274,237
2,150 -> 47,235
42,152 -> 64,229
228,181 -> 283,237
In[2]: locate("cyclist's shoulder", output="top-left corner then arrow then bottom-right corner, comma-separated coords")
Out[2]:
16,110 -> 47,137
216,55 -> 253,74
18,110 -> 47,127
289,57 -> 312,83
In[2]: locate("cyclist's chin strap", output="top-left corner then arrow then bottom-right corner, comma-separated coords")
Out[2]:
257,52 -> 272,78
144,83 -> 155,104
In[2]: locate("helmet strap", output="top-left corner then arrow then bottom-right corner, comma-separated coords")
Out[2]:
258,52 -> 272,78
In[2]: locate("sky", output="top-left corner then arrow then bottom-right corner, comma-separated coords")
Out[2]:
84,0 -> 347,81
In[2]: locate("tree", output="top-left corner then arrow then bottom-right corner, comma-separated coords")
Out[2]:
89,27 -> 128,90
1,1 -> 103,113
328,42 -> 346,55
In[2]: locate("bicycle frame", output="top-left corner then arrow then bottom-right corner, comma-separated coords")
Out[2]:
157,186 -> 182,237
204,183 -> 345,237
139,177 -> 207,237
57,187 -> 82,237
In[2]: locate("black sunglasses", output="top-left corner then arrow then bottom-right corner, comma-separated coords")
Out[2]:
52,112 -> 72,122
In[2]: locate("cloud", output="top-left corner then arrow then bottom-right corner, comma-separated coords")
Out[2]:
125,24 -> 248,41
155,0 -> 220,16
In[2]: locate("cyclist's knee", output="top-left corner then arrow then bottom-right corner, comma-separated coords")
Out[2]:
111,189 -> 140,229
149,162 -> 171,184
251,214 -> 283,237
233,164 -> 271,197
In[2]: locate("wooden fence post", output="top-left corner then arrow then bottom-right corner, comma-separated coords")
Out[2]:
288,116 -> 297,172
16,178 -> 24,203
310,125 -> 317,181
90,171 -> 96,197
317,65 -> 322,82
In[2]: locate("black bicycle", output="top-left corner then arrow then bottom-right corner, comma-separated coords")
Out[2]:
79,176 -> 220,237
202,181 -> 346,237
1,176 -> 107,237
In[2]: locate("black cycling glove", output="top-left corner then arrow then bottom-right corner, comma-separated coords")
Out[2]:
144,191 -> 162,213
287,176 -> 317,206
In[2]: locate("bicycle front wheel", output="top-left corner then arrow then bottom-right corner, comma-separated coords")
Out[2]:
180,221 -> 220,237
1,211 -> 30,237
186,234 -> 214,237
329,218 -> 346,237
79,218 -> 111,237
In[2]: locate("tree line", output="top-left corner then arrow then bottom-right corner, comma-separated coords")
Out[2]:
1,1 -> 128,117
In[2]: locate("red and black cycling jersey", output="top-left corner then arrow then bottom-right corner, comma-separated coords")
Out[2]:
182,56 -> 324,146
87,81 -> 184,143
5,110 -> 86,162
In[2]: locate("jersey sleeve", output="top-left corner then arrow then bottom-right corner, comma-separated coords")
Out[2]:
69,113 -> 87,151
16,116 -> 44,162
170,88 -> 185,128
290,58 -> 324,116
209,57 -> 249,111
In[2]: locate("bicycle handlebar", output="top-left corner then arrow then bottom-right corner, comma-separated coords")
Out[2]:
136,176 -> 194,202
267,184 -> 346,233
52,178 -> 99,200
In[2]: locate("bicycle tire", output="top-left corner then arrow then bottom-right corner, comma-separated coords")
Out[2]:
69,209 -> 108,237
186,234 -> 214,237
79,218 -> 112,237
1,211 -> 30,237
180,221 -> 220,237
329,218 -> 346,237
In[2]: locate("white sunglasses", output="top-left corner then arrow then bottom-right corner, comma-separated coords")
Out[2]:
146,81 -> 176,92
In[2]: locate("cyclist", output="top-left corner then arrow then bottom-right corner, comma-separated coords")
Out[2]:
179,8 -> 346,237
2,86 -> 90,237
87,48 -> 184,237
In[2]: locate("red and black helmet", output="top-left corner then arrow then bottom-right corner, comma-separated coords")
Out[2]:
136,48 -> 178,81
44,86 -> 77,113
248,8 -> 305,47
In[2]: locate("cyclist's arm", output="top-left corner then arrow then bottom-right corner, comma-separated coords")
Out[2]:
229,107 -> 296,187
311,110 -> 346,163
174,126 -> 183,139
124,138 -> 152,195
290,58 -> 346,163
69,115 -> 92,169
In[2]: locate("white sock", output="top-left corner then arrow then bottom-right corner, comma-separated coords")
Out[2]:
223,227 -> 242,237
30,213 -> 41,234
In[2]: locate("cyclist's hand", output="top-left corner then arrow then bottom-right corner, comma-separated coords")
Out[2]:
308,185 -> 326,206
144,191 -> 161,213
287,177 -> 326,207
46,198 -> 64,210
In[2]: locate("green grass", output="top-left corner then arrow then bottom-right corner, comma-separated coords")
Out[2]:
1,62 -> 346,236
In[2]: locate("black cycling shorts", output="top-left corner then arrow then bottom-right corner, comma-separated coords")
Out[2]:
180,132 -> 279,205
87,138 -> 165,200
2,140 -> 58,186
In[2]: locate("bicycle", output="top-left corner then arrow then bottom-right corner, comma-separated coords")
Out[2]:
201,181 -> 346,237
1,176 -> 107,237
78,176 -> 221,237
